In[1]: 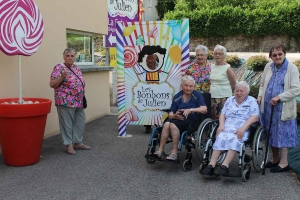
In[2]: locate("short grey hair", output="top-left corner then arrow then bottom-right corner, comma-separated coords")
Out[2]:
181,75 -> 195,85
235,81 -> 250,93
195,45 -> 209,55
63,48 -> 76,56
213,44 -> 227,56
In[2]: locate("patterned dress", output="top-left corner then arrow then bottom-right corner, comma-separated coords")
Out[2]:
51,63 -> 85,108
262,60 -> 298,148
185,61 -> 211,93
213,96 -> 260,152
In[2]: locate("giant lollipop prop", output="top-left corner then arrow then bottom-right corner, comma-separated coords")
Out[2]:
0,0 -> 44,103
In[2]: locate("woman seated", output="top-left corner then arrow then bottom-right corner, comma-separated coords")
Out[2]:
202,81 -> 259,176
155,75 -> 207,161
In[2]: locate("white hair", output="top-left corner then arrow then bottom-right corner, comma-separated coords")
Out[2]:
181,75 -> 195,85
63,48 -> 76,56
213,44 -> 227,56
195,45 -> 209,55
235,81 -> 250,93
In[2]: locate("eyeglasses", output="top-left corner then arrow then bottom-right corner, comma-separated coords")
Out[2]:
196,54 -> 206,57
272,53 -> 284,57
213,53 -> 224,56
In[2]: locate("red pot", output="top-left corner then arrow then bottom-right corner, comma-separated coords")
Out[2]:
0,98 -> 52,166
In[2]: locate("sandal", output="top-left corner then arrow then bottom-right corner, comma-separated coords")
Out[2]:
74,144 -> 91,150
66,148 -> 76,155
166,152 -> 177,161
154,150 -> 162,159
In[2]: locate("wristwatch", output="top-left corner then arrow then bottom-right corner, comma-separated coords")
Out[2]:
189,108 -> 193,113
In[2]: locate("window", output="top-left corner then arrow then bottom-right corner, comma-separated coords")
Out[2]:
66,31 -> 107,66
67,31 -> 93,65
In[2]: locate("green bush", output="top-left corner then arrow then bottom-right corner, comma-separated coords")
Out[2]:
246,55 -> 269,71
208,50 -> 214,60
249,85 -> 260,98
164,1 -> 300,38
226,55 -> 241,68
292,59 -> 300,74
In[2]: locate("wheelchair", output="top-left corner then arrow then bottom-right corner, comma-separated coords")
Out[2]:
198,120 -> 268,181
144,93 -> 213,171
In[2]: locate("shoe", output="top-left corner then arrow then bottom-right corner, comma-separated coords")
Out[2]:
265,161 -> 279,168
145,125 -> 152,134
270,165 -> 290,173
73,144 -> 91,150
166,152 -> 177,161
202,165 -> 214,176
219,165 -> 229,176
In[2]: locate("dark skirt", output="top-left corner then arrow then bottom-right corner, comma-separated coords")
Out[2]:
167,118 -> 195,133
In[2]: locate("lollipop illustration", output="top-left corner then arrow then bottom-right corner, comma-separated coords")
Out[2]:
124,46 -> 138,68
125,108 -> 139,122
147,27 -> 158,38
0,0 -> 44,104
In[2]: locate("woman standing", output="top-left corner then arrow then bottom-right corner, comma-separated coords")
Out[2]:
210,44 -> 236,119
257,44 -> 300,172
186,45 -> 211,93
50,48 -> 91,155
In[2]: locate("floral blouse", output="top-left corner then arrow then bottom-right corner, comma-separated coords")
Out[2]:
185,61 -> 211,93
51,63 -> 85,108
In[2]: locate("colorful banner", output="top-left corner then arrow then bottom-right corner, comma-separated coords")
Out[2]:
109,47 -> 117,67
106,0 -> 139,47
117,19 -> 190,136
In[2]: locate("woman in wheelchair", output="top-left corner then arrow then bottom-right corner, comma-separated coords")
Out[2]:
155,75 -> 207,161
202,81 -> 259,176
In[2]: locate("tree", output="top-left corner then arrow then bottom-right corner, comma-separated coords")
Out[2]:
156,0 -> 176,19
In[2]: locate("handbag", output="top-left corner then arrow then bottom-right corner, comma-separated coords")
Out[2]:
63,63 -> 87,109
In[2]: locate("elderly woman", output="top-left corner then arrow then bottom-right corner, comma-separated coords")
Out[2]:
186,45 -> 211,93
202,81 -> 259,176
155,75 -> 207,161
50,48 -> 90,155
257,44 -> 300,173
210,44 -> 236,119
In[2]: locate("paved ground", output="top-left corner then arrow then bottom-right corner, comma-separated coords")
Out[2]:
0,112 -> 299,200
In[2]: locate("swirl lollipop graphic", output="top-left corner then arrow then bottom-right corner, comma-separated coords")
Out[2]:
124,46 -> 138,68
0,0 -> 44,103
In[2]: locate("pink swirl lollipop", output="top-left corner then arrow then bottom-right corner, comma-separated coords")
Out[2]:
124,46 -> 138,68
0,0 -> 44,56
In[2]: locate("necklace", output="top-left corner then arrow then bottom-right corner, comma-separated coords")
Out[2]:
182,95 -> 190,102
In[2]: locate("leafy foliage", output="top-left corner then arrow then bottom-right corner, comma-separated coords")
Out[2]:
226,55 -> 241,68
292,59 -> 300,76
246,55 -> 269,71
156,0 -> 176,19
249,85 -> 260,98
164,0 -> 300,39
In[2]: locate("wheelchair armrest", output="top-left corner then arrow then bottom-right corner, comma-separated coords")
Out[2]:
250,122 -> 260,128
161,109 -> 171,113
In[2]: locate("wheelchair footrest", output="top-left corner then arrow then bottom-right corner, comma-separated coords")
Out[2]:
220,173 -> 240,178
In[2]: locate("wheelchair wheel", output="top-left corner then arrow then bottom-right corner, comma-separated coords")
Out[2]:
242,169 -> 251,182
183,160 -> 193,172
252,126 -> 269,172
195,118 -> 217,161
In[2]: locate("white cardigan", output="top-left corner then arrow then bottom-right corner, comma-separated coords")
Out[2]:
258,62 -> 300,121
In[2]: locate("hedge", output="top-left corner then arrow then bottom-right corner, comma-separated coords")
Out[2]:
164,2 -> 300,38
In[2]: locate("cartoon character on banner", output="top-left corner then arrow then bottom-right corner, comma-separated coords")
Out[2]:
138,45 -> 167,82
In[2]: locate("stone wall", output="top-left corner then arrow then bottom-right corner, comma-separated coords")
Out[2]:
190,35 -> 299,52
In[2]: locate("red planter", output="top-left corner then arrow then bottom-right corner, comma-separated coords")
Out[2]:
0,98 -> 52,166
